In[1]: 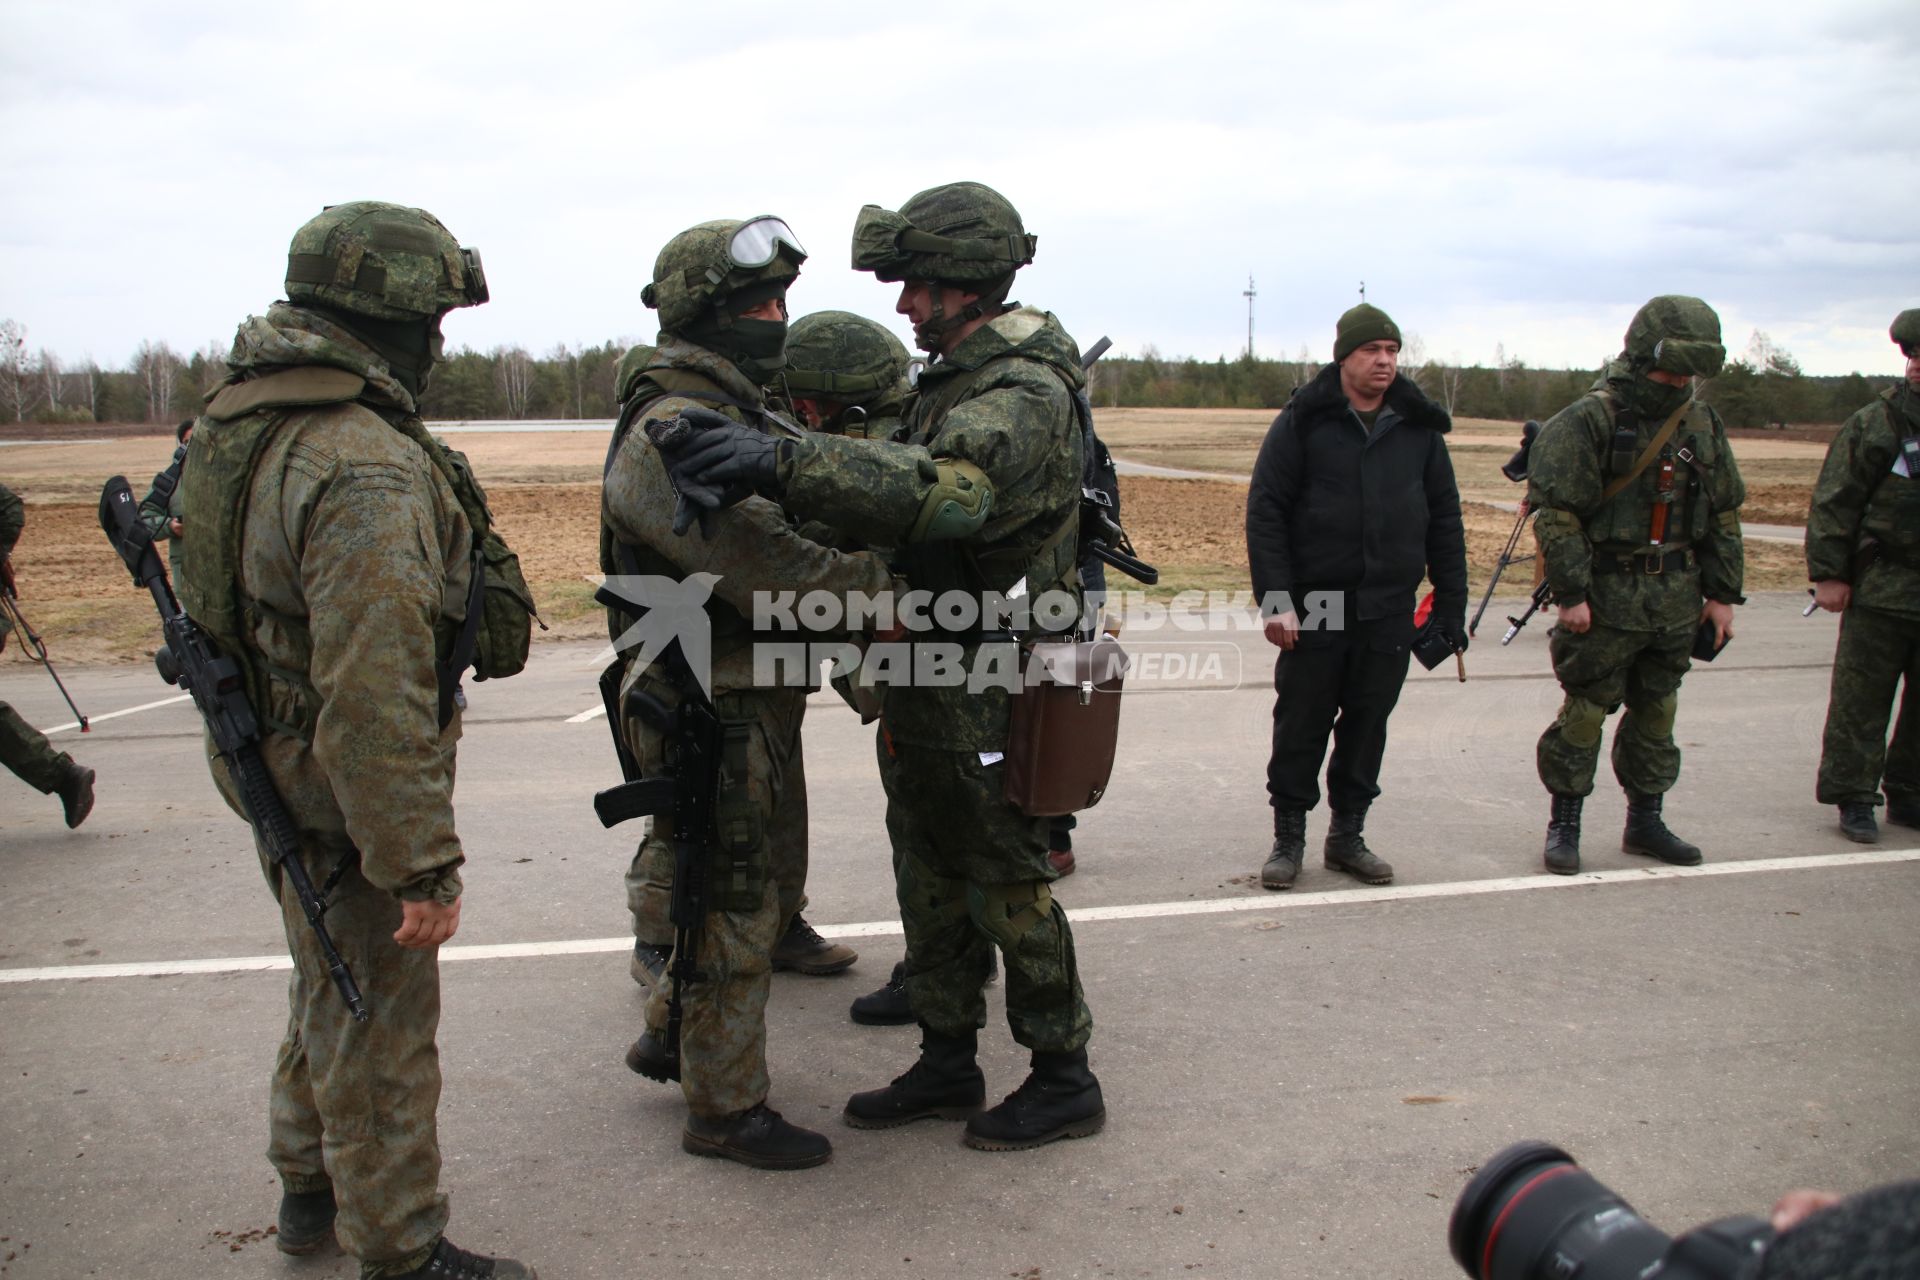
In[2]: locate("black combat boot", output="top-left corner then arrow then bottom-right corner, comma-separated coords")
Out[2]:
1837,802 -> 1881,844
1323,809 -> 1393,884
624,1028 -> 678,1082
1543,793 -> 1583,875
849,960 -> 913,1026
274,1186 -> 336,1256
1261,808 -> 1306,890
844,1026 -> 984,1128
682,1103 -> 832,1170
386,1237 -> 538,1279
1622,791 -> 1703,865
1885,793 -> 1920,829
962,1047 -> 1105,1151
628,940 -> 668,987
55,761 -> 94,829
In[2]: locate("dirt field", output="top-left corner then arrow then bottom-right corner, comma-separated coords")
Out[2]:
1,412 -> 1815,665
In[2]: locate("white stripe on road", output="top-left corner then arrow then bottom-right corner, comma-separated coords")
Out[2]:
565,704 -> 607,723
2,848 -> 1913,987
45,692 -> 193,735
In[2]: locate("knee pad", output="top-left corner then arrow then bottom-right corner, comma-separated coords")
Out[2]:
898,851 -> 967,922
1630,692 -> 1678,740
966,880 -> 1054,949
1556,695 -> 1608,749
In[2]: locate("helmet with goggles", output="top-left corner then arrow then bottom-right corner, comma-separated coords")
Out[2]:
643,216 -> 806,334
285,201 -> 487,322
1623,295 -> 1726,379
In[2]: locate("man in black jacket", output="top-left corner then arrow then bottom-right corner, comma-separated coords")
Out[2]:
1245,304 -> 1467,889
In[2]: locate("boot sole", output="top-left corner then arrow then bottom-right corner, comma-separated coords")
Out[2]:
1324,862 -> 1393,885
1622,843 -> 1702,866
625,1044 -> 680,1083
842,1102 -> 980,1130
275,1231 -> 333,1256
773,955 -> 858,976
1259,879 -> 1298,891
848,1006 -> 915,1026
962,1108 -> 1106,1152
680,1130 -> 831,1169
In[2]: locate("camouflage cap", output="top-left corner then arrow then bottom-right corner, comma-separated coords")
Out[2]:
782,311 -> 911,405
851,181 -> 1036,284
1623,295 -> 1725,378
643,218 -> 805,334
285,201 -> 487,322
1891,309 -> 1920,357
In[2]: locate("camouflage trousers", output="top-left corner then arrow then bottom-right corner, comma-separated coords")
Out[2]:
1816,604 -> 1920,808
263,845 -> 447,1277
879,733 -> 1091,1053
0,699 -> 71,793
628,688 -> 808,1119
1538,619 -> 1694,797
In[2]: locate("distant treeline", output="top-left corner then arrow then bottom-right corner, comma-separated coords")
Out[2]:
0,317 -> 1889,431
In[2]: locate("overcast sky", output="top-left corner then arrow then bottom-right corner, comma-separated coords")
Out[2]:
3,0 -> 1915,378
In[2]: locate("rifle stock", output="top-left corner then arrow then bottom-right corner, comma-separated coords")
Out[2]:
98,476 -> 368,1023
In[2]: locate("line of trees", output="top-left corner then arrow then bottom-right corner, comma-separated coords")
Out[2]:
0,317 -> 1888,429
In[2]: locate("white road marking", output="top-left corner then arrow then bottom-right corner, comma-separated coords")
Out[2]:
45,692 -> 193,735
565,704 -> 607,723
3,848 -> 1913,988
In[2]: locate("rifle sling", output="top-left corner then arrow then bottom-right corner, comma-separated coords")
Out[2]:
1599,400 -> 1691,503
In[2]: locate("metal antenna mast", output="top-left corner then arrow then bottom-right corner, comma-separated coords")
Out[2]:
1358,280 -> 1367,302
1243,275 -> 1257,357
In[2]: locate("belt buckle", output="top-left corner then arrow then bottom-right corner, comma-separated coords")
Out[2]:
1644,552 -> 1664,576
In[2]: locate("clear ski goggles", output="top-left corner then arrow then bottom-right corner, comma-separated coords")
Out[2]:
729,216 -> 806,269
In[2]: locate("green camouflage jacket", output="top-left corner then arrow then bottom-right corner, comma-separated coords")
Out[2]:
778,306 -> 1086,749
1528,363 -> 1746,632
601,335 -> 895,697
178,305 -> 474,903
1806,384 -> 1920,621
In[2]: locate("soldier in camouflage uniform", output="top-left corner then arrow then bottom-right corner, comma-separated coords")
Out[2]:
1530,296 -> 1746,875
656,182 -> 1105,1151
608,219 -> 899,1170
0,481 -> 96,828
176,203 -> 535,1279
1807,309 -> 1920,842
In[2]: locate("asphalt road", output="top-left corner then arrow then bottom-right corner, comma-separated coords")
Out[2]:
1,591 -> 1915,1280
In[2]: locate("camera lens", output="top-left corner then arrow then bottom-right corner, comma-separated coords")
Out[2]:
1450,1141 -> 1672,1280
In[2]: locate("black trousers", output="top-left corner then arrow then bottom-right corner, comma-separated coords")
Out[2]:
1266,613 -> 1413,818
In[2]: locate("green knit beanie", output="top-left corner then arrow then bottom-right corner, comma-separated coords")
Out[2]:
1335,303 -> 1401,362
1891,309 -> 1920,357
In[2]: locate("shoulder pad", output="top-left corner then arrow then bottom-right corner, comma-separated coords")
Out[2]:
205,367 -> 366,422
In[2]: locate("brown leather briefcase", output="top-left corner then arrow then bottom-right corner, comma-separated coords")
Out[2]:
1003,636 -> 1129,817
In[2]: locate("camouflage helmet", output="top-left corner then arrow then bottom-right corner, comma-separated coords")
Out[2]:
782,311 -> 911,404
1623,295 -> 1726,378
285,201 -> 488,322
642,217 -> 806,334
851,181 -> 1036,285
1891,309 -> 1920,357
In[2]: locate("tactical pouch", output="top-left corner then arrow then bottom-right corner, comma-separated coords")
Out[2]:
470,527 -> 536,679
1003,636 -> 1128,817
708,720 -> 766,911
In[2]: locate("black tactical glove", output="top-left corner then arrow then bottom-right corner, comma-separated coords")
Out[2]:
1440,615 -> 1469,655
646,407 -> 788,537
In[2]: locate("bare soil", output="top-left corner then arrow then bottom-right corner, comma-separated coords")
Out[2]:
1,418 -> 1814,666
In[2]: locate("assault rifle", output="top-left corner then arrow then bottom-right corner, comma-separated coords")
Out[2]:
98,476 -> 367,1022
1076,336 -> 1159,586
1502,580 -> 1554,646
590,583 -> 721,1075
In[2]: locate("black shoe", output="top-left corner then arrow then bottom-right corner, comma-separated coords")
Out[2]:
387,1237 -> 537,1279
1885,794 -> 1920,829
1543,793 -> 1583,875
1261,808 -> 1305,890
629,941 -> 668,987
682,1103 -> 831,1170
1838,803 -> 1881,844
962,1047 -> 1105,1151
1323,810 -> 1393,884
1622,791 -> 1702,865
625,1028 -> 678,1082
56,762 -> 95,830
772,913 -> 858,975
844,1026 -> 984,1129
274,1186 -> 336,1256
850,960 -> 913,1026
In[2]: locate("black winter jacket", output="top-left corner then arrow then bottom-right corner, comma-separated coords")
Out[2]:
1245,364 -> 1468,626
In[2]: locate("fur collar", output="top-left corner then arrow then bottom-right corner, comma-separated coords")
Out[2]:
1290,362 -> 1451,434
